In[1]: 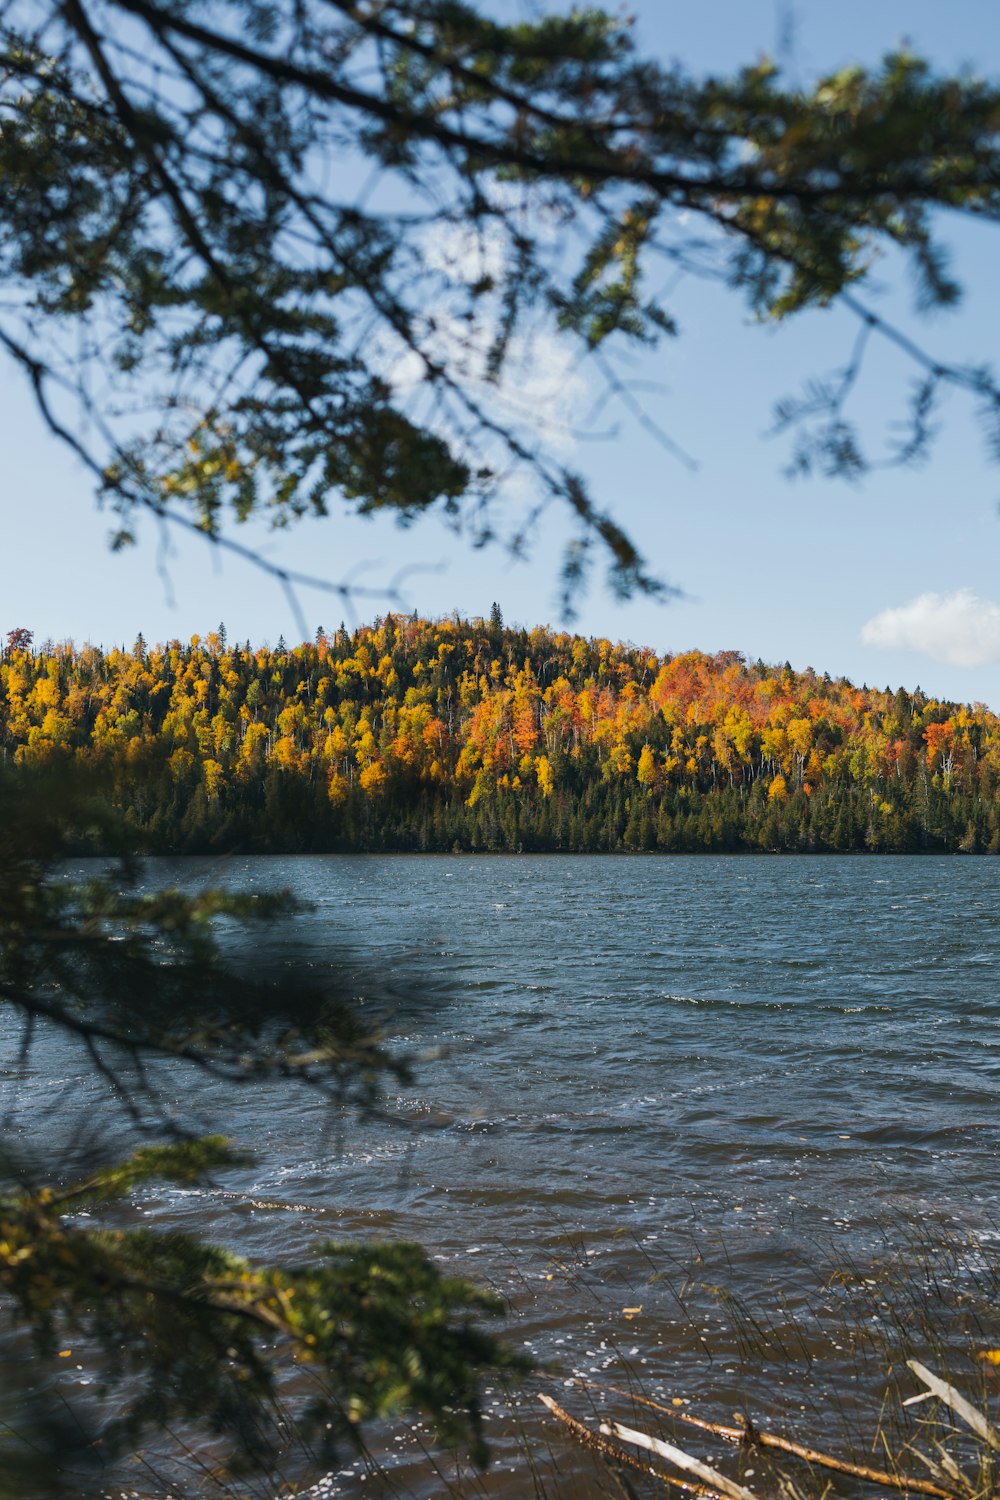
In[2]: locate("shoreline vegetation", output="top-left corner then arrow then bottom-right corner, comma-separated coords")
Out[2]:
4,614 -> 1000,855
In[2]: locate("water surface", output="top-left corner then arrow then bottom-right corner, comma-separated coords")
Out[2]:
8,855 -> 1000,1495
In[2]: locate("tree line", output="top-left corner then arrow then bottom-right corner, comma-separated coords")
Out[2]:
3,617 -> 998,854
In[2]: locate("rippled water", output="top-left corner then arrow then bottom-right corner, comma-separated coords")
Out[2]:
8,855 -> 1000,1496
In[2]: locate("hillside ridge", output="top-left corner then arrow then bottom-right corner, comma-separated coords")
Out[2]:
2,616 -> 996,852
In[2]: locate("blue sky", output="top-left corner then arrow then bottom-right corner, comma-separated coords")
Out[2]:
4,1 -> 1000,706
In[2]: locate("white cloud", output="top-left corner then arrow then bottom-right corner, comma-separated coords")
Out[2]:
384,212 -> 590,455
386,309 -> 588,454
422,217 -> 508,287
860,589 -> 1000,669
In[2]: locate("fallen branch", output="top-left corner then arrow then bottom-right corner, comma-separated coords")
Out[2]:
571,1379 -> 955,1499
602,1420 -> 761,1500
537,1393 -> 707,1494
907,1361 -> 1000,1454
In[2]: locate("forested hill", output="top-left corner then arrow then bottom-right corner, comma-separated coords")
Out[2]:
3,617 -> 999,853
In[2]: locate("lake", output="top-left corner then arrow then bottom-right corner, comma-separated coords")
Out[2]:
8,854 -> 1000,1495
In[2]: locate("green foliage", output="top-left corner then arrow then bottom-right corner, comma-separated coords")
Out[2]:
1,1138 -> 520,1474
3,4 -> 1000,596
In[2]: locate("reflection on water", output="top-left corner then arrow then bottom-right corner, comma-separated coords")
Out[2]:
5,854 -> 1000,1496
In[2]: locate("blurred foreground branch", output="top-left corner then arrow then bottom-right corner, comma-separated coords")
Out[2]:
0,761 -> 524,1493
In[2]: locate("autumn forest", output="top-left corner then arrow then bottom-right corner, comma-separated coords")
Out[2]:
2,616 -> 998,854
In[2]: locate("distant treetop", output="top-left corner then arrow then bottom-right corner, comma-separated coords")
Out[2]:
0,616 -> 995,852
5,628 -> 33,654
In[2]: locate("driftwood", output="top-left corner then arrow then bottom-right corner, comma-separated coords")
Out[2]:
566,1378 -> 956,1499
543,1363 -> 1000,1500
538,1393 -> 719,1496
907,1360 -> 1000,1454
602,1420 -> 761,1500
